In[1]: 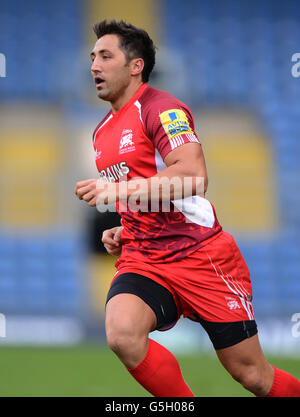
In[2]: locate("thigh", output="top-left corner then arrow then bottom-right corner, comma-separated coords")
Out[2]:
106,293 -> 157,337
216,333 -> 273,383
106,272 -> 179,331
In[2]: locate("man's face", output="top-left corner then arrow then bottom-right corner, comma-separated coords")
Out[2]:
90,34 -> 132,102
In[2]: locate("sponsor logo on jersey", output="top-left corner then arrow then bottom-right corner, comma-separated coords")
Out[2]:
119,129 -> 136,154
99,161 -> 130,182
225,297 -> 241,311
159,109 -> 193,140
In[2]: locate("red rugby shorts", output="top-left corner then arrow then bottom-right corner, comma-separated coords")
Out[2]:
114,231 -> 254,323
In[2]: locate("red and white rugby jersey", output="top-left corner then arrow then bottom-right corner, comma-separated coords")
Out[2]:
93,83 -> 222,263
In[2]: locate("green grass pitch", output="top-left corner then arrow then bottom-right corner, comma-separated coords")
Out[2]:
0,345 -> 299,397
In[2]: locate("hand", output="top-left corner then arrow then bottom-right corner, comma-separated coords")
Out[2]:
75,179 -> 98,206
75,178 -> 116,207
102,226 -> 123,255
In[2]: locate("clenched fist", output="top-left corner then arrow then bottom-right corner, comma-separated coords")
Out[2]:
102,226 -> 123,255
75,178 -> 120,208
75,179 -> 100,207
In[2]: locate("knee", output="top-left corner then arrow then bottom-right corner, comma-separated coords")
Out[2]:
230,365 -> 268,395
106,321 -> 145,359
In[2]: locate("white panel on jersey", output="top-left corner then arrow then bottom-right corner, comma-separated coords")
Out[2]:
172,196 -> 215,228
134,100 -> 144,125
154,149 -> 215,228
155,148 -> 167,172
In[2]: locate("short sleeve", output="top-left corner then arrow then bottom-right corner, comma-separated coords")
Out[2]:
143,100 -> 201,160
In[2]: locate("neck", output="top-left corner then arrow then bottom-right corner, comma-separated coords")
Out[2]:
111,80 -> 144,113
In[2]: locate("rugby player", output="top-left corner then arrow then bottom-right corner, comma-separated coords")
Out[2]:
75,20 -> 300,397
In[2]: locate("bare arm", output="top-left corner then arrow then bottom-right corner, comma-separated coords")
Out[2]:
158,142 -> 208,194
75,143 -> 208,207
75,143 -> 207,255
118,142 -> 208,202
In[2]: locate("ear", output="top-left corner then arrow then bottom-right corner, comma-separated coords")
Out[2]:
130,58 -> 144,78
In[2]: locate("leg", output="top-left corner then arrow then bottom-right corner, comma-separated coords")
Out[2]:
216,334 -> 273,396
105,293 -> 156,368
216,334 -> 300,397
193,232 -> 300,396
105,273 -> 194,396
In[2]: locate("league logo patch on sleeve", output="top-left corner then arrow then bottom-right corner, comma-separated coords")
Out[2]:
159,109 -> 194,140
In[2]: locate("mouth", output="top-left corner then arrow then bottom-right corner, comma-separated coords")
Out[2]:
95,76 -> 105,89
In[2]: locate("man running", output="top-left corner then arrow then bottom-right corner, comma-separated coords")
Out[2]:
75,20 -> 300,397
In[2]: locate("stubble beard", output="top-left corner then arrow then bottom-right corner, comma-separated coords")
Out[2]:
97,85 -> 111,101
97,77 -> 130,105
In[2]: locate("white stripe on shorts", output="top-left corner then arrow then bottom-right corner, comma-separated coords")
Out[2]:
206,252 -> 254,320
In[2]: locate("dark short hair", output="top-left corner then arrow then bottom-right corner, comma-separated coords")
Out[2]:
93,19 -> 156,83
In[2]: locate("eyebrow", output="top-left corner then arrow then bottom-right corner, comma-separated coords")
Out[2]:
90,49 -> 112,57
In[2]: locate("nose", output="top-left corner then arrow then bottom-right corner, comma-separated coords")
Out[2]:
91,57 -> 102,75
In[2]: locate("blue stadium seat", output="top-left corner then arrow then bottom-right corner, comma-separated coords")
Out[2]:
0,230 -> 84,314
0,0 -> 82,101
